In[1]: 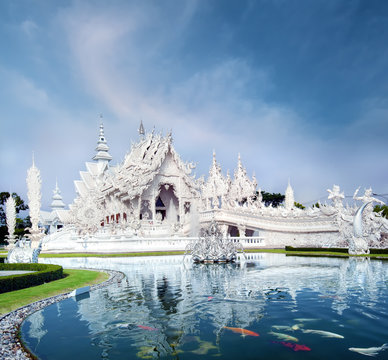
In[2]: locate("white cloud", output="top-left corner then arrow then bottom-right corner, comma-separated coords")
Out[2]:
21,20 -> 38,38
3,0 -> 386,211
55,1 -> 355,204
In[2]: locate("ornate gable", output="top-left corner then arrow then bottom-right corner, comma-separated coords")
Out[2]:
202,151 -> 229,201
229,154 -> 256,202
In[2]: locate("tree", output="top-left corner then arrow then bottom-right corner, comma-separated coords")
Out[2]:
294,202 -> 305,210
0,192 -> 29,245
312,202 -> 320,208
374,204 -> 388,219
254,191 -> 285,207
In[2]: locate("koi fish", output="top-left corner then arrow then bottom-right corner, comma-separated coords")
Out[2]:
272,341 -> 311,352
294,318 -> 319,322
302,329 -> 344,339
268,331 -> 298,342
349,343 -> 388,357
137,325 -> 158,331
272,324 -> 302,331
223,326 -> 259,337
208,296 -> 214,301
115,323 -> 130,329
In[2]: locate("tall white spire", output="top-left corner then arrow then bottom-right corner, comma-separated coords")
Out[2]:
285,178 -> 295,210
51,180 -> 66,210
92,122 -> 113,164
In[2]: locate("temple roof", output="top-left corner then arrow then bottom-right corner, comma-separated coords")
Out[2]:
101,131 -> 197,200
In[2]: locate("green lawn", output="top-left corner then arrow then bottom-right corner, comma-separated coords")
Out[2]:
0,269 -> 109,315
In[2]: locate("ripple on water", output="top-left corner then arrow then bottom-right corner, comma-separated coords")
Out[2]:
22,254 -> 388,360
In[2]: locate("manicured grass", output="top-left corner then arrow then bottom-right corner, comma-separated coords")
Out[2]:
0,269 -> 109,315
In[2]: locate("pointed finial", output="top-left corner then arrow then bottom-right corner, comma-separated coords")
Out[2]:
139,119 -> 145,136
92,122 -> 112,163
32,151 -> 35,167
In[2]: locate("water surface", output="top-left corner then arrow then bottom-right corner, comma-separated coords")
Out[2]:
21,254 -> 388,359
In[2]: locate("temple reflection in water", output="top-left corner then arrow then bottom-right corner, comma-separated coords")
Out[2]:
30,254 -> 388,357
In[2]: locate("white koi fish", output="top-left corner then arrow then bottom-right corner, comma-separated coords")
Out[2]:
268,331 -> 299,342
272,324 -> 302,331
302,329 -> 344,339
294,318 -> 319,322
349,343 -> 388,357
272,325 -> 292,331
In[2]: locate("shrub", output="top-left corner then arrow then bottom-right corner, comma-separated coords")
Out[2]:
0,263 -> 63,294
285,246 -> 348,253
285,246 -> 388,254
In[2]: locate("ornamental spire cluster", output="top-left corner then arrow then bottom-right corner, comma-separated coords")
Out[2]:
92,122 -> 113,164
50,180 -> 66,210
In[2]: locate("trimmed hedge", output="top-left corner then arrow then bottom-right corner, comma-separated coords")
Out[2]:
285,246 -> 388,254
0,263 -> 63,294
370,248 -> 388,254
285,246 -> 348,253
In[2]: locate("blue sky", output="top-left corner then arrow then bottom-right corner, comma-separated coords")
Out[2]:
0,0 -> 387,210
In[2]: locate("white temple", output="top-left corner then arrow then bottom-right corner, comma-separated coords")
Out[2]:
41,123 -> 388,253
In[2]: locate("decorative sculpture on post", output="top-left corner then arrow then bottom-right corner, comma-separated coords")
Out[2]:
25,157 -> 45,249
7,157 -> 44,263
5,195 -> 16,249
185,220 -> 244,263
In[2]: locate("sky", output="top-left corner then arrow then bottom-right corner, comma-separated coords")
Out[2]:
0,0 -> 387,211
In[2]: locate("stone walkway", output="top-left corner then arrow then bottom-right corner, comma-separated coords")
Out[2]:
0,269 -> 125,360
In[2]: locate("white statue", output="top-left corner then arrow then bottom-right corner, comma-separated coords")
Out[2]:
327,185 -> 345,208
353,187 -> 384,207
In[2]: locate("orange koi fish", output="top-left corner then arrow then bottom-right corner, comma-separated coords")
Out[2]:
272,341 -> 311,352
224,326 -> 259,337
137,325 -> 158,331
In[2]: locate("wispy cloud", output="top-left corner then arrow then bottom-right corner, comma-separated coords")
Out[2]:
20,20 -> 38,38
1,0 -> 387,210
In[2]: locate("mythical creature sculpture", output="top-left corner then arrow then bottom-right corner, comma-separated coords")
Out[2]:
327,185 -> 345,209
353,187 -> 384,206
7,239 -> 42,263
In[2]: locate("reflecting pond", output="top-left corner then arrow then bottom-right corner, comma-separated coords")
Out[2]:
21,254 -> 388,359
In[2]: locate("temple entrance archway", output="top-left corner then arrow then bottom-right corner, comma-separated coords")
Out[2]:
158,184 -> 179,223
